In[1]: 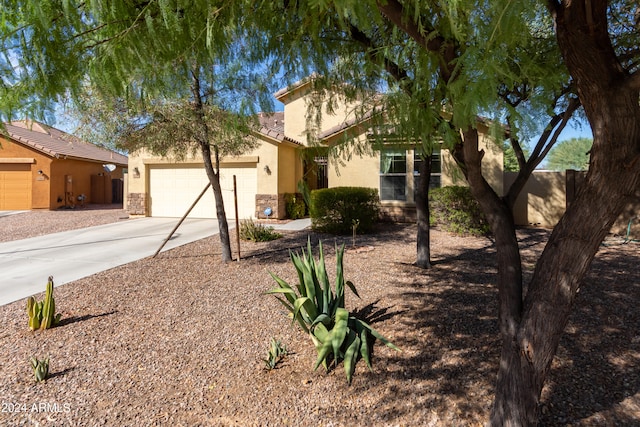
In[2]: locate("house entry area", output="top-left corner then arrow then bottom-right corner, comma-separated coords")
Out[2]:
148,164 -> 257,219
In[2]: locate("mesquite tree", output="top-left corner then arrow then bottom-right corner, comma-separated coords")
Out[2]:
0,2 -> 271,262
2,0 -> 639,424
247,1 -> 638,424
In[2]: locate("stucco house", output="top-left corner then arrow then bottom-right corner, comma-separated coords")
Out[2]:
126,78 -> 503,221
0,120 -> 128,210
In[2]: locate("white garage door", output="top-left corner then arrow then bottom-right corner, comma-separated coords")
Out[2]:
149,165 -> 257,219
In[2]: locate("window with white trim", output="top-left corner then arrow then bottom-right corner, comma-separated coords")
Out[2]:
379,150 -> 407,201
380,148 -> 441,202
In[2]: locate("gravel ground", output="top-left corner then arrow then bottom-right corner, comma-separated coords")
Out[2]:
0,205 -> 130,243
0,206 -> 639,426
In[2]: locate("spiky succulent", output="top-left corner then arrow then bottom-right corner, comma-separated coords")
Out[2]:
30,356 -> 49,382
267,238 -> 399,383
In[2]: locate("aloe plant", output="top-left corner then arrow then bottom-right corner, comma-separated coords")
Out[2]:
30,356 -> 49,382
26,276 -> 61,331
267,238 -> 399,383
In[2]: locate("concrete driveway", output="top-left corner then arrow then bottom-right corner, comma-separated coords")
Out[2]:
0,217 -> 220,306
0,217 -> 311,307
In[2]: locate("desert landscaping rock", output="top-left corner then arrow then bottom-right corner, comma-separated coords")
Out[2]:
0,206 -> 638,426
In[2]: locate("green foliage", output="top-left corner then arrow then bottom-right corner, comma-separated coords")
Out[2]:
285,193 -> 306,220
503,141 -> 530,172
118,99 -> 260,158
30,356 -> 49,382
546,137 -> 593,171
266,239 -> 398,383
27,276 -> 61,331
262,337 -> 288,371
297,180 -> 312,210
239,219 -> 282,242
309,187 -> 379,235
430,186 -> 491,236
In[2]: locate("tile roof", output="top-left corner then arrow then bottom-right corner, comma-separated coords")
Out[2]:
318,107 -> 380,140
255,112 -> 302,145
3,120 -> 128,166
273,74 -> 318,101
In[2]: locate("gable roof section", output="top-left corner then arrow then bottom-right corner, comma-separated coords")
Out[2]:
318,107 -> 382,142
273,75 -> 316,103
3,120 -> 128,166
255,112 -> 302,145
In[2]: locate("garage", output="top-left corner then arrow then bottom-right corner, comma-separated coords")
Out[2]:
0,164 -> 32,210
148,164 -> 257,219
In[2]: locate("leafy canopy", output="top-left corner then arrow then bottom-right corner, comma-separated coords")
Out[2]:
0,1 -> 275,121
545,137 -> 593,171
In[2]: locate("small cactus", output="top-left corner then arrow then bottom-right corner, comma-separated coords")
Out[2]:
27,297 -> 42,331
30,356 -> 49,382
26,276 -> 61,331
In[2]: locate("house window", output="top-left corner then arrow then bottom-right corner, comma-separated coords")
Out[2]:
380,150 -> 407,201
380,148 -> 441,202
414,150 -> 441,190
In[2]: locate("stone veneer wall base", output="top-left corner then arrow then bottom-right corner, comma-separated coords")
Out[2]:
127,193 -> 147,216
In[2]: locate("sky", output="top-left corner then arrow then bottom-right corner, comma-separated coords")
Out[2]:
557,118 -> 593,141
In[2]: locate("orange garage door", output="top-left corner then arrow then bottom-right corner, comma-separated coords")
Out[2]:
0,164 -> 32,209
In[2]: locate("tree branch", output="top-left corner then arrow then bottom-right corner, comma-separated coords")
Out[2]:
375,0 -> 458,83
375,0 -> 437,51
626,70 -> 640,91
546,0 -> 562,17
347,24 -> 414,97
505,115 -> 527,170
504,96 -> 582,209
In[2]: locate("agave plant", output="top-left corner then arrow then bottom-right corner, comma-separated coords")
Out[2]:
267,238 -> 399,383
30,356 -> 49,382
263,337 -> 288,371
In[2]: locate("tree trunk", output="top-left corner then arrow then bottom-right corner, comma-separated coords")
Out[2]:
488,2 -> 640,425
191,69 -> 233,262
415,151 -> 432,268
200,142 -> 234,262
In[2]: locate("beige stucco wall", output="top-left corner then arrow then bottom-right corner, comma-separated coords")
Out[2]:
327,135 -> 379,189
277,144 -> 303,194
327,127 -> 504,208
506,170 -> 640,234
280,82 -> 366,145
277,79 -> 505,203
505,171 -> 566,228
441,128 -> 504,195
128,138 -> 300,194
255,140 -> 279,194
127,136 -> 303,217
281,86 -> 311,142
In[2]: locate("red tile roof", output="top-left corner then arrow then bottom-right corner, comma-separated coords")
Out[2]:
3,121 -> 128,166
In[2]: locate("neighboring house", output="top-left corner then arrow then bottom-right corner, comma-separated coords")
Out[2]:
126,77 -> 503,220
0,120 -> 128,210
